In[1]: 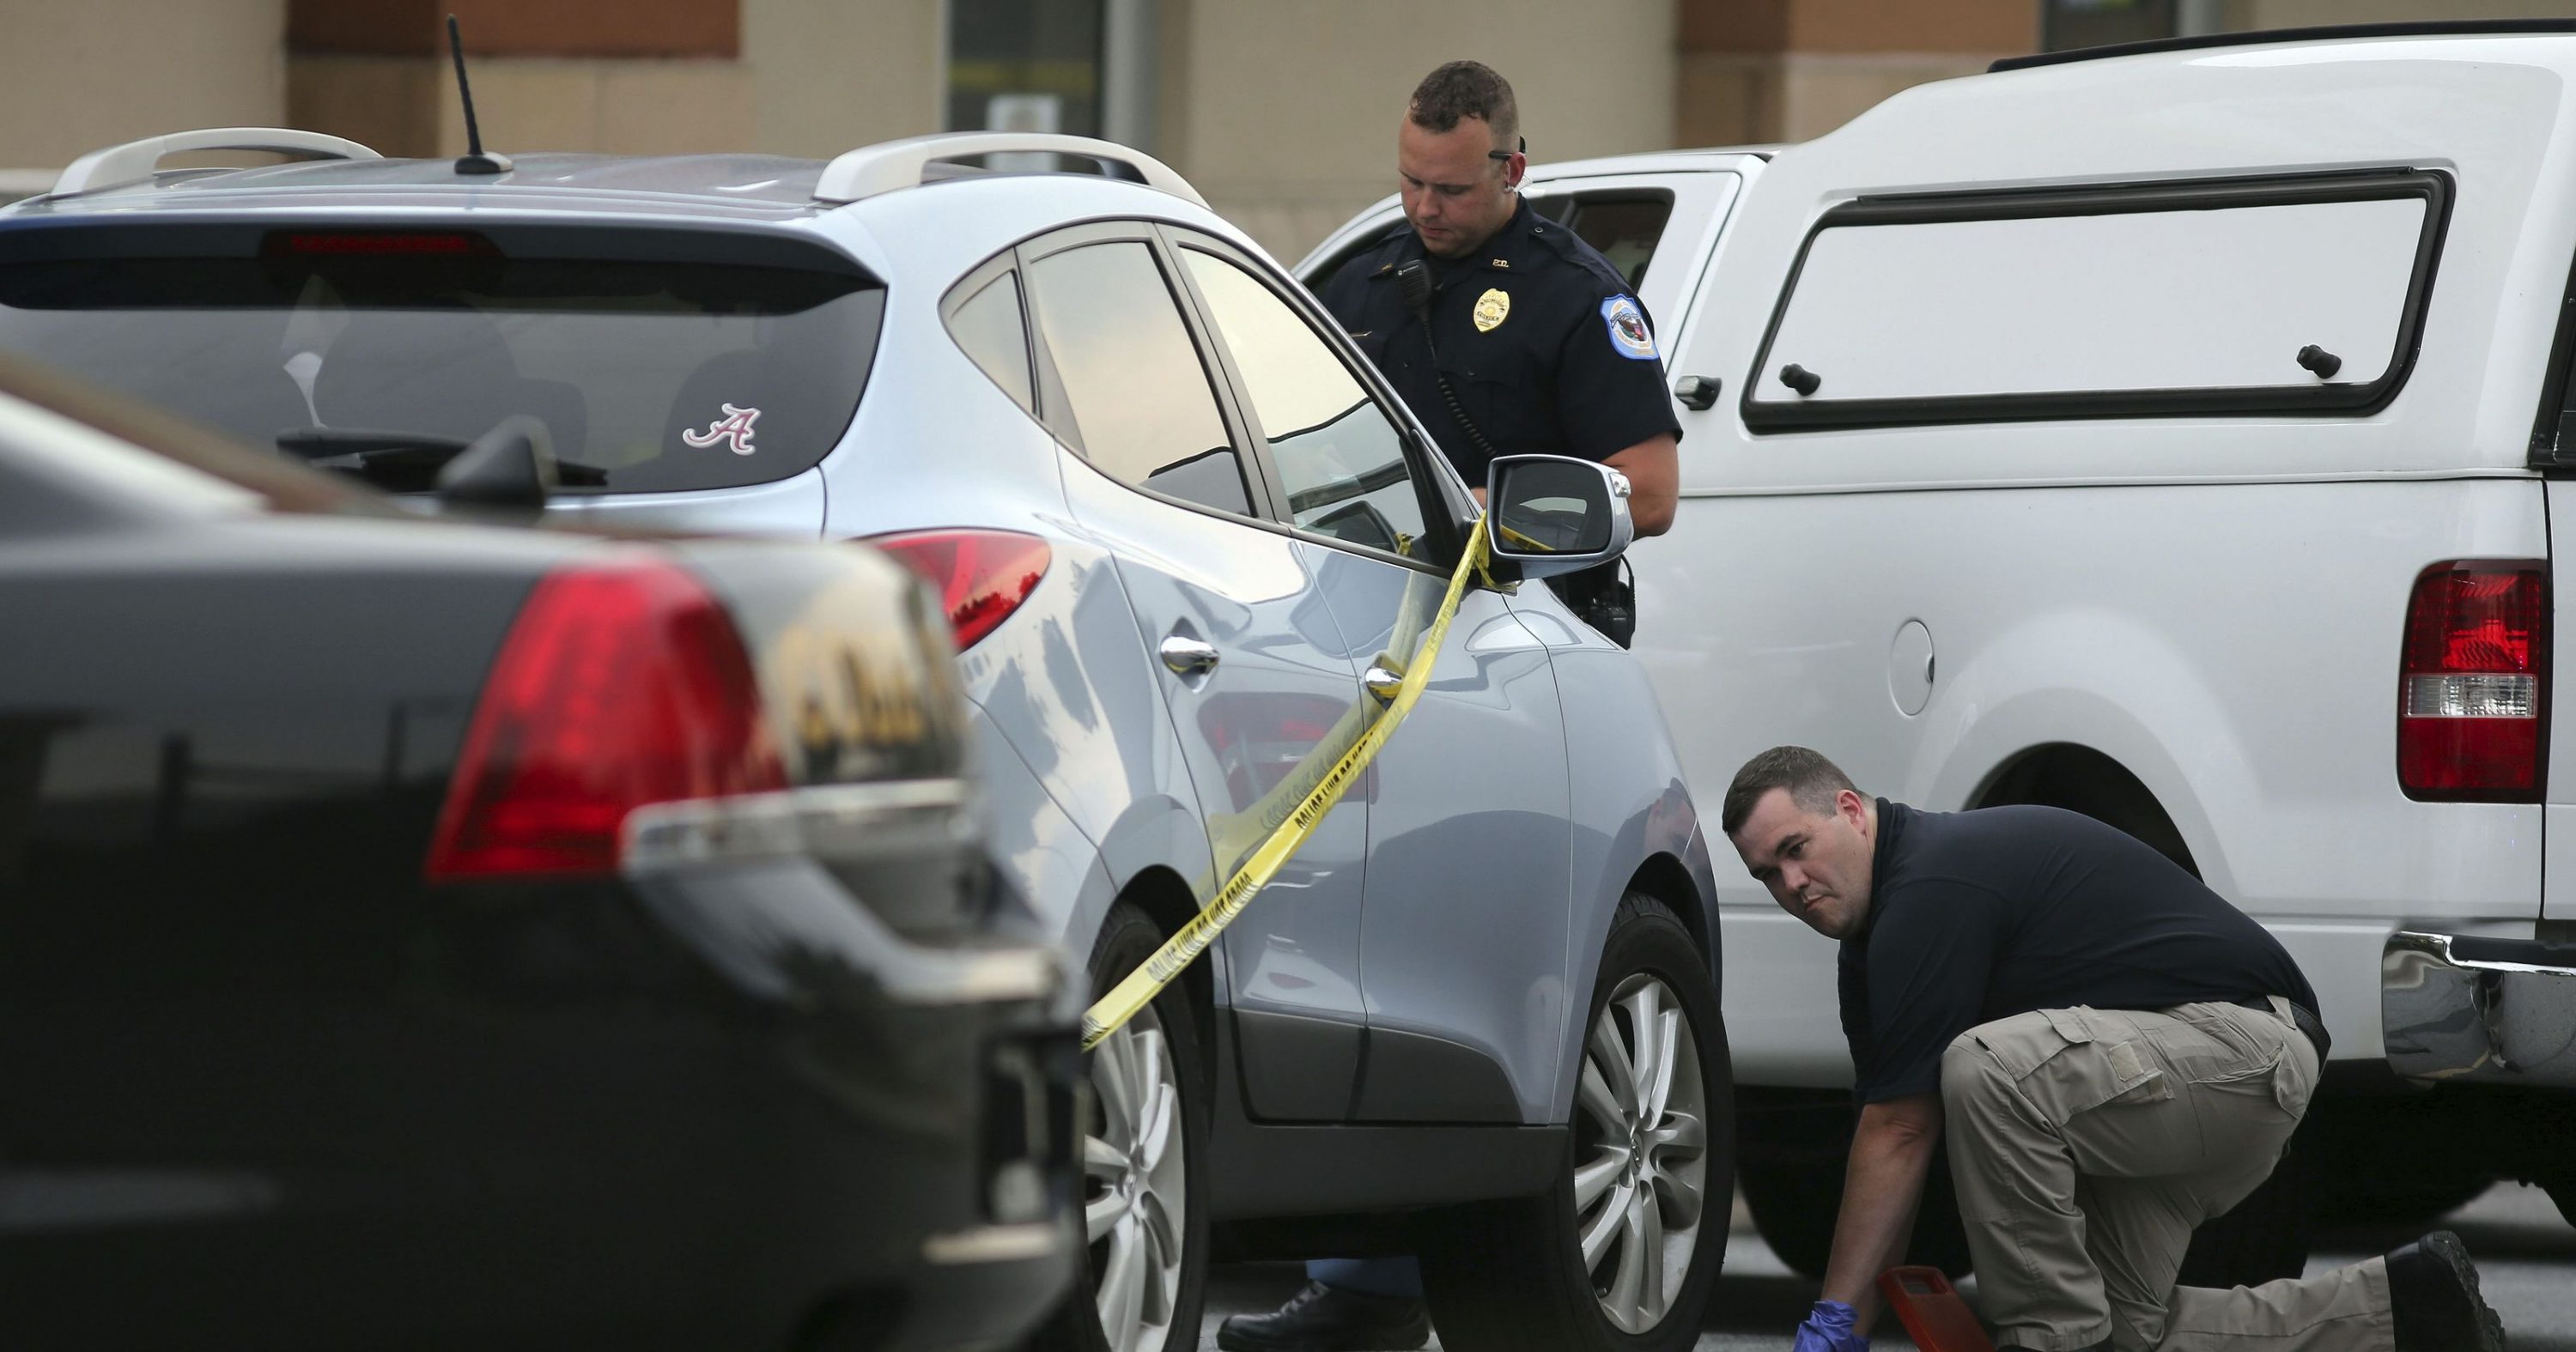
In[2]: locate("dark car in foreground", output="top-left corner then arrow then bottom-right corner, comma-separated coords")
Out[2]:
0,359 -> 1078,1351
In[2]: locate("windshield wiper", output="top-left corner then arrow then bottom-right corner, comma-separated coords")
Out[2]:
276,427 -> 608,490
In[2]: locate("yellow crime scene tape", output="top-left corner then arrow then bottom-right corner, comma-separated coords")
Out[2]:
1079,517 -> 1497,1049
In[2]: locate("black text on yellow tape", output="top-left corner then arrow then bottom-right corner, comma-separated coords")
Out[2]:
1079,518 -> 1496,1050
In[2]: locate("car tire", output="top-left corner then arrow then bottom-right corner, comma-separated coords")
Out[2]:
2312,1162 -> 2488,1229
1417,893 -> 1733,1352
1736,1100 -> 1974,1282
2542,1171 -> 2576,1230
2302,1097 -> 2493,1229
1028,902 -> 1211,1352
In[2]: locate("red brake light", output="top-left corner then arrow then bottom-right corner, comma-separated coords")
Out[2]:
427,558 -> 785,880
2397,561 -> 2549,802
267,231 -> 494,257
870,530 -> 1050,650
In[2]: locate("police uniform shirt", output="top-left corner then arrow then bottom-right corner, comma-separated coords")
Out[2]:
1317,197 -> 1680,487
1838,801 -> 2324,1106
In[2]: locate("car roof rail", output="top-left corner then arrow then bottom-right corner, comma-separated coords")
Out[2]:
814,132 -> 1208,209
1991,18 -> 2576,73
50,128 -> 383,198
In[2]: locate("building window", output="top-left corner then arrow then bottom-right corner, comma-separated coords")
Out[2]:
2042,0 -> 2177,51
948,0 -> 1106,140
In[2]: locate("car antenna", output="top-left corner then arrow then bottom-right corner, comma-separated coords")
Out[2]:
446,14 -> 513,175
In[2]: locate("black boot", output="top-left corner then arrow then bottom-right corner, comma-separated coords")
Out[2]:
2386,1230 -> 2506,1352
1214,1281 -> 1431,1352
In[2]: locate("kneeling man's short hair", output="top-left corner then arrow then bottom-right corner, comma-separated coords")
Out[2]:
1721,746 -> 1857,836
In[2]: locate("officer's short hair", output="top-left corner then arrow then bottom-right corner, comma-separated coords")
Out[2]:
1409,60 -> 1519,152
1722,746 -> 1858,837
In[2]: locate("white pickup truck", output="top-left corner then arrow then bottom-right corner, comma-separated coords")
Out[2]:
1303,17 -> 2576,1282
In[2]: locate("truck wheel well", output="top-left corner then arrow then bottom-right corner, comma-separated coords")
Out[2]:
1112,866 -> 1218,1082
1973,743 -> 2200,878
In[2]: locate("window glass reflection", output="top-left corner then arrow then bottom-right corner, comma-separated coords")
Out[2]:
1025,241 -> 1249,516
947,271 -> 1033,412
1182,251 -> 1428,556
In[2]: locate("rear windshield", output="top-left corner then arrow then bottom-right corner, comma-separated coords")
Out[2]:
0,225 -> 884,494
1540,191 -> 1673,290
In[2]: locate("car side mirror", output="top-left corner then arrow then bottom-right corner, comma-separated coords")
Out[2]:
435,415 -> 557,512
1484,453 -> 1633,579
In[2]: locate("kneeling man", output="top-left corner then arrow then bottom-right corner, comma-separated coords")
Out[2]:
1722,747 -> 2505,1352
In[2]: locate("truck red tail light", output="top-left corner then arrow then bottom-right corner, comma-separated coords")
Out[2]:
427,557 -> 786,879
2398,561 -> 2549,802
870,530 -> 1050,650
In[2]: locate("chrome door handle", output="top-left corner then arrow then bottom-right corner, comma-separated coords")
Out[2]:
1158,634 -> 1220,676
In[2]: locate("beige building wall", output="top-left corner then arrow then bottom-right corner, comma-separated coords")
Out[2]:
0,0 -> 287,173
292,57 -> 756,158
744,0 -> 945,158
1678,0 -> 2032,149
1677,50 -> 1998,148
284,0 -> 755,159
1163,0 -> 1680,263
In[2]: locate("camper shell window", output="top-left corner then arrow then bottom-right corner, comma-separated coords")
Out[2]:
1742,170 -> 2451,432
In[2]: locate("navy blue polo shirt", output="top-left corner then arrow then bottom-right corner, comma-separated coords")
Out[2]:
1316,198 -> 1680,487
1839,801 -> 2323,1105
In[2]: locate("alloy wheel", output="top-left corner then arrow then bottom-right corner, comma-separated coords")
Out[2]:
1081,1005 -> 1188,1352
1571,972 -> 1710,1334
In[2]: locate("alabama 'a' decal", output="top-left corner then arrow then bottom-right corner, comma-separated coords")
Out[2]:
683,403 -> 762,456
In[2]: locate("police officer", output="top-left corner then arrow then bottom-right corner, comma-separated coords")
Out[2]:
1325,59 -> 1679,645
1213,61 -> 1682,1352
1722,746 -> 2507,1352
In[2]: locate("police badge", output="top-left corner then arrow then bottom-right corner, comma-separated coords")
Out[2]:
1473,288 -> 1510,332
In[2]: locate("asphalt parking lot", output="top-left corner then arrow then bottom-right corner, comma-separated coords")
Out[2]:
1197,1184 -> 2576,1350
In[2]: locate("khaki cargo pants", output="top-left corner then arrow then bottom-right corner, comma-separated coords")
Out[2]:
1941,1000 -> 2395,1351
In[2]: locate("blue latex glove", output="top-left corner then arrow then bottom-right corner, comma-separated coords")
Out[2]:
1792,1299 -> 1869,1352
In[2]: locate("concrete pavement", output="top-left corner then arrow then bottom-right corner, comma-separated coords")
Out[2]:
1196,1182 -> 2576,1350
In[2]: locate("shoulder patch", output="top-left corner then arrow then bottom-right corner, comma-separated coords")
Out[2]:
1601,295 -> 1657,361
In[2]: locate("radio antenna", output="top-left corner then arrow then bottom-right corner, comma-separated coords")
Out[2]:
447,15 -> 513,175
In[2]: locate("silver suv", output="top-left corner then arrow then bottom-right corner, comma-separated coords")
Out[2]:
0,129 -> 1732,1352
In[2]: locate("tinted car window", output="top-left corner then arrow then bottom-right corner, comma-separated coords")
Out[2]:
1024,240 -> 1249,516
1562,192 -> 1674,289
948,270 -> 1035,412
0,228 -> 883,494
1182,250 -> 1428,557
1301,233 -> 1377,299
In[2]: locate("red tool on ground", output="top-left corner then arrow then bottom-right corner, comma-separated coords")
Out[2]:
1878,1266 -> 1996,1352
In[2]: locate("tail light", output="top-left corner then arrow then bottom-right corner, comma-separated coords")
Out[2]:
427,557 -> 785,879
2398,561 -> 2549,802
870,530 -> 1050,650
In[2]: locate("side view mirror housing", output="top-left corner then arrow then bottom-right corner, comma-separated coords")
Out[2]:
1484,453 -> 1634,579
435,415 -> 557,513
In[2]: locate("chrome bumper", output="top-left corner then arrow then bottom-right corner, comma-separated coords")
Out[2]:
2382,931 -> 2576,1088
